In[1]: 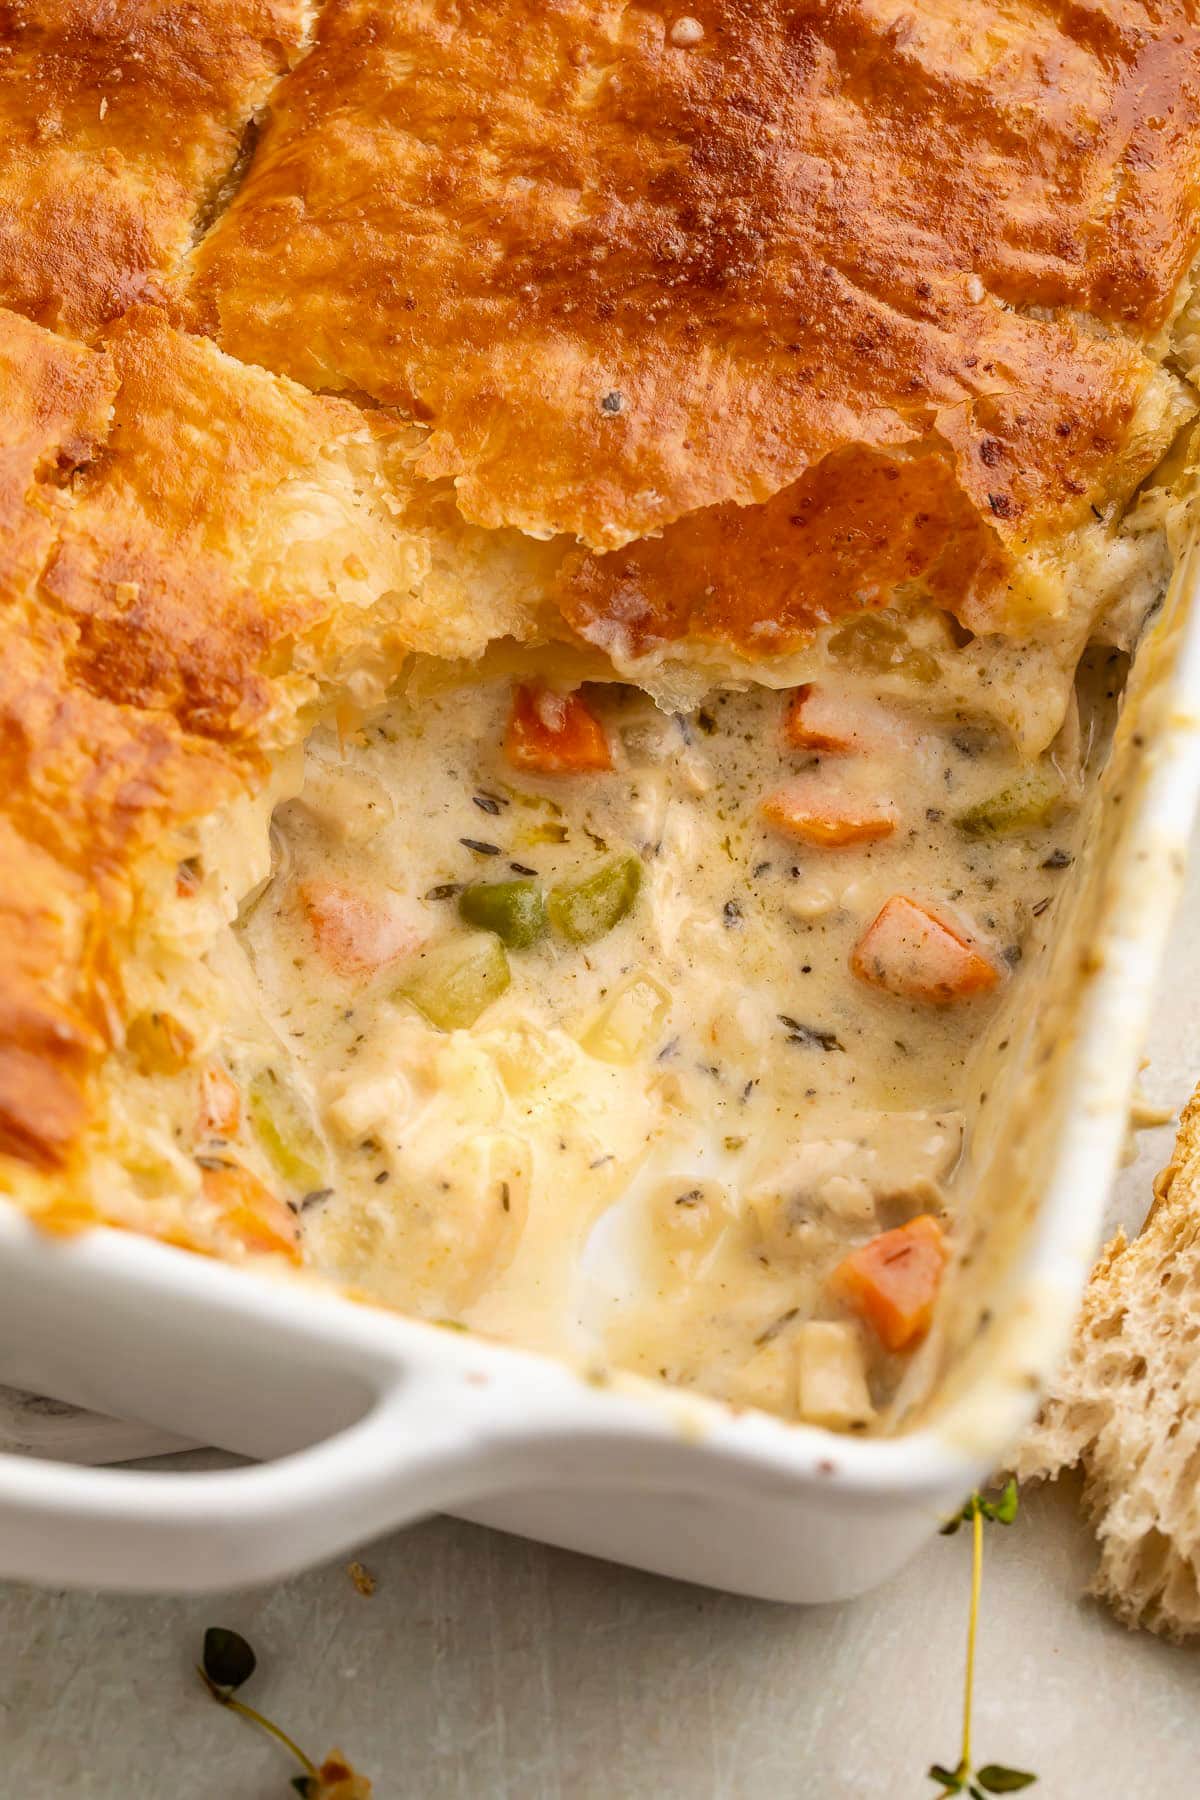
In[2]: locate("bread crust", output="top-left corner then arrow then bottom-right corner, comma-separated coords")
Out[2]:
1017,1092 -> 1200,1639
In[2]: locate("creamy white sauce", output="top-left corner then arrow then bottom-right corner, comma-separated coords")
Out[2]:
207,669 -> 1097,1423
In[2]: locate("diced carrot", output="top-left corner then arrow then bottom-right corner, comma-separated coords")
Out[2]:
850,894 -> 999,1003
300,880 -> 418,977
504,684 -> 613,774
201,1161 -> 301,1263
198,1064 -> 240,1137
761,780 -> 897,847
829,1213 -> 948,1351
783,684 -> 859,752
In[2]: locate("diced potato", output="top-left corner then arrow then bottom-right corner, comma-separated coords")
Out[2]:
442,1131 -> 531,1307
397,932 -> 511,1031
794,1321 -> 875,1429
578,971 -> 670,1063
297,762 -> 396,843
728,1337 -> 796,1417
745,1188 -> 843,1264
784,881 -> 837,920
326,1071 -> 414,1142
483,1022 -> 574,1094
646,1178 -> 736,1273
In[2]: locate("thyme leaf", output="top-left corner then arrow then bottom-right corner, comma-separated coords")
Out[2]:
976,1768 -> 1038,1793
201,1626 -> 255,1692
778,1014 -> 844,1052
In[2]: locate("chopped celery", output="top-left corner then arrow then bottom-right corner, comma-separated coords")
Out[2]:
578,972 -> 670,1063
247,1070 -> 326,1193
827,612 -> 941,683
955,765 -> 1064,839
548,853 -> 643,944
458,879 -> 548,948
398,933 -> 511,1030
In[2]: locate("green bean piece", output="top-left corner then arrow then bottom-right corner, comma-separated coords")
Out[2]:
955,765 -> 1064,839
458,879 -> 548,949
398,933 -> 511,1030
548,853 -> 643,945
247,1071 -> 326,1193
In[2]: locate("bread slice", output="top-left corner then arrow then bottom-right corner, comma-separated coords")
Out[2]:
1016,1092 -> 1200,1638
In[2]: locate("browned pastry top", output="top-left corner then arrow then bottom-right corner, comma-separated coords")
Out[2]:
186,0 -> 1200,558
0,0 -> 308,337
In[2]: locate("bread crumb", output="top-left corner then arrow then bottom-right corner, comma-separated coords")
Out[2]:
313,1750 -> 373,1797
1128,1087 -> 1175,1130
346,1560 -> 376,1597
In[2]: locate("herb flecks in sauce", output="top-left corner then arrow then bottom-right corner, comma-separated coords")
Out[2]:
221,672 -> 1098,1424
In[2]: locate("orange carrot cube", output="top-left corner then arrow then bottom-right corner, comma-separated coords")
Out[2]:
201,1162 -> 301,1263
197,1064 -> 240,1137
504,684 -> 612,773
851,895 -> 999,1002
830,1214 -> 948,1351
301,881 -> 418,978
762,780 -> 897,846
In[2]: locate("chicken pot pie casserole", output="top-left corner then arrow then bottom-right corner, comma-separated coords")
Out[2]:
2,0 -> 1200,1434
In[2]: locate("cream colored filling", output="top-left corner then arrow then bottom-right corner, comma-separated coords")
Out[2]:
174,665 -> 1103,1424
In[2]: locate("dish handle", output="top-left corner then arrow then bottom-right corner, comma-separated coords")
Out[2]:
0,1363 -> 523,1593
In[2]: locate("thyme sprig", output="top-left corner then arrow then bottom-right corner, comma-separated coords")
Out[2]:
199,1627 -> 322,1793
928,1482 -> 1037,1797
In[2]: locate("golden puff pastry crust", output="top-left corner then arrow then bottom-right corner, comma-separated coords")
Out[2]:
185,0 -> 1200,575
0,304 -> 554,1177
0,0 -> 311,338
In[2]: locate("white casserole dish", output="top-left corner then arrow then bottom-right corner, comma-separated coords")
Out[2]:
0,538 -> 1198,1601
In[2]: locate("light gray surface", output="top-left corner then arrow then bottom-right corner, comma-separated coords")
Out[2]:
0,1474 -> 1196,1796
3,844 -> 1200,1796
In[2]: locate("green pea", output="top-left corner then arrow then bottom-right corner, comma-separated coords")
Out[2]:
548,853 -> 643,945
458,879 -> 548,949
397,932 -> 511,1031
